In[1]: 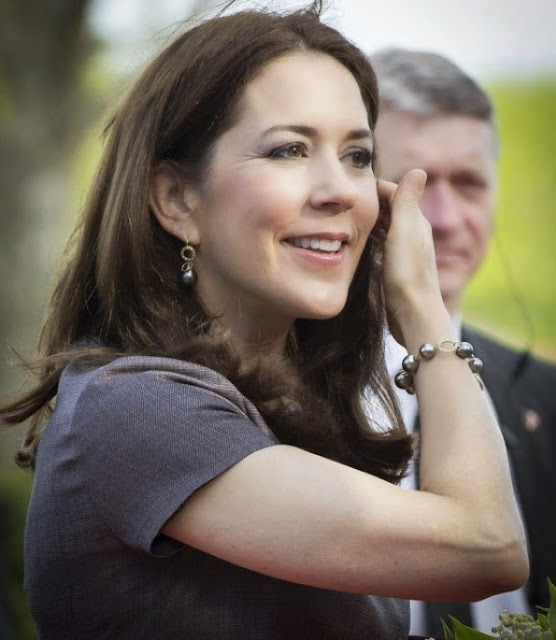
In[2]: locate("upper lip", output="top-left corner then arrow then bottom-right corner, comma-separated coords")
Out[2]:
433,243 -> 466,257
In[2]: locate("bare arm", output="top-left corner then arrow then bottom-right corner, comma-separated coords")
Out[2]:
163,170 -> 528,601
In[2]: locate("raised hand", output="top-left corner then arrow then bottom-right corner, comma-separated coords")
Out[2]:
377,169 -> 445,346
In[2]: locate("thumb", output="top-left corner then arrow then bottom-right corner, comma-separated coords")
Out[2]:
391,168 -> 427,212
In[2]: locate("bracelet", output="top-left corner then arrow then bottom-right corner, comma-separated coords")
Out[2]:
394,340 -> 484,395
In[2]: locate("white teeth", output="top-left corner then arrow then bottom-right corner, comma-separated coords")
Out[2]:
291,237 -> 342,252
320,239 -> 341,252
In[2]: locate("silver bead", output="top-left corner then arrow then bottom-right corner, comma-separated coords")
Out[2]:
456,341 -> 474,359
419,343 -> 436,359
468,357 -> 483,373
395,370 -> 413,390
402,354 -> 420,373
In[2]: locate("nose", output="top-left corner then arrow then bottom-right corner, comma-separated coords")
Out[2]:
309,156 -> 358,213
421,180 -> 461,232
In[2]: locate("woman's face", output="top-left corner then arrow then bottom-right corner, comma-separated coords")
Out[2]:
189,52 -> 379,343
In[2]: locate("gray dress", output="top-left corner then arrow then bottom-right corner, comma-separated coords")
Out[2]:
24,356 -> 409,639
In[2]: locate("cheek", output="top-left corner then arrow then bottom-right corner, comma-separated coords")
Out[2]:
468,204 -> 493,248
359,187 -> 380,236
208,168 -> 301,232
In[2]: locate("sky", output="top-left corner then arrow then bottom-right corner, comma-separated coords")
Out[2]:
89,0 -> 556,81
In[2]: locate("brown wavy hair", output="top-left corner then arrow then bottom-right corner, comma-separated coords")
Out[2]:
1,0 -> 413,481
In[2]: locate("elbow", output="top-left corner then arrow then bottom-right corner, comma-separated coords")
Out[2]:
470,534 -> 530,600
493,538 -> 530,593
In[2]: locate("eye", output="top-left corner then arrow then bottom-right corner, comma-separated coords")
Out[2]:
345,148 -> 374,169
453,173 -> 487,192
268,143 -> 307,159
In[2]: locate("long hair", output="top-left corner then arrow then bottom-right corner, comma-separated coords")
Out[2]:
1,1 -> 413,480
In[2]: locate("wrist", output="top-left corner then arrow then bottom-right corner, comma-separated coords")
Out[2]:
394,292 -> 455,352
394,339 -> 485,395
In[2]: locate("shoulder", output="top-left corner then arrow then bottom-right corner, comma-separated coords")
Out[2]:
462,325 -> 556,384
462,325 -> 522,364
45,356 -> 278,556
463,326 -> 556,435
60,355 -> 275,439
65,355 -> 245,410
73,355 -> 242,401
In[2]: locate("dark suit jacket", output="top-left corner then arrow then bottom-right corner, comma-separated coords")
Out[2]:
462,326 -> 556,611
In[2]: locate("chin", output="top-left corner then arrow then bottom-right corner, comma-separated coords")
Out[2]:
281,286 -> 350,322
297,299 -> 347,321
439,277 -> 466,311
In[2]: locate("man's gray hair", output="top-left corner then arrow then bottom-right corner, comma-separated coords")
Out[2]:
370,47 -> 495,128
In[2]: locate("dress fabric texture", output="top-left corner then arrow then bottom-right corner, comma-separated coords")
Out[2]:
24,355 -> 409,639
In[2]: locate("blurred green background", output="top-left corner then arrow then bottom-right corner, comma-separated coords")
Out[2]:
1,0 -> 555,637
463,80 -> 556,360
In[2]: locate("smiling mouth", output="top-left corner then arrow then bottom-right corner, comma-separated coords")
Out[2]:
285,237 -> 344,253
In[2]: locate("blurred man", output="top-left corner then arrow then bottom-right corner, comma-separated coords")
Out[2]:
370,48 -> 556,636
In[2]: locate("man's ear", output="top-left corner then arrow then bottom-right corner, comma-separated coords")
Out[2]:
149,163 -> 201,244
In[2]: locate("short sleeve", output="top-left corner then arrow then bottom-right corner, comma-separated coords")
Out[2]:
74,357 -> 277,555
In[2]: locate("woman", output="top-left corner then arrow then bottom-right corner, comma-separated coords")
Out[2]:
1,2 -> 527,638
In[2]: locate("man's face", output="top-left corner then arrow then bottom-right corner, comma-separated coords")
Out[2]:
374,111 -> 497,314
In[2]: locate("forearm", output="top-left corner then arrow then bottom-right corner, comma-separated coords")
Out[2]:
400,295 -> 526,555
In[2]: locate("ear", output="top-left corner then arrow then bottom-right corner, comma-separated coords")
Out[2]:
149,163 -> 201,244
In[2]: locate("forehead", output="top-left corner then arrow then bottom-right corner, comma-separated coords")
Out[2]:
375,111 -> 496,177
235,51 -> 369,129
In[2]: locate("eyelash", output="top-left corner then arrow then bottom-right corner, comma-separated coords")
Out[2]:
268,143 -> 306,160
268,143 -> 374,169
349,149 -> 374,169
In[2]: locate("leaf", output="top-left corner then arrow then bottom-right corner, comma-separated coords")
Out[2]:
537,612 -> 550,631
548,577 -> 556,637
441,618 -> 455,640
441,579 -> 556,640
448,616 -> 496,640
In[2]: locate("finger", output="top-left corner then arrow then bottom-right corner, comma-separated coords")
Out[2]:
376,178 -> 398,206
376,170 -> 427,211
376,178 -> 401,230
391,169 -> 427,212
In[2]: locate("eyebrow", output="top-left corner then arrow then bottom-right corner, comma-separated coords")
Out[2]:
263,124 -> 373,144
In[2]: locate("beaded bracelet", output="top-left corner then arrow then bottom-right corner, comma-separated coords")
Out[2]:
394,340 -> 484,395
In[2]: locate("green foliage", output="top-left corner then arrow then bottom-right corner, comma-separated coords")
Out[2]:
548,579 -> 556,637
442,616 -> 496,639
0,468 -> 36,639
441,578 -> 556,640
463,77 -> 556,361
